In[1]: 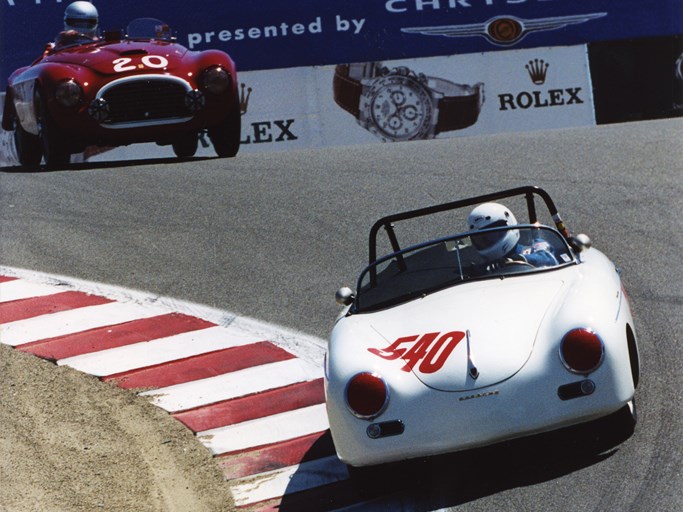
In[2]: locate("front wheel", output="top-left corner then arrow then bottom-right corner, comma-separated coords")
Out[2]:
208,94 -> 241,158
35,89 -> 71,169
13,118 -> 42,168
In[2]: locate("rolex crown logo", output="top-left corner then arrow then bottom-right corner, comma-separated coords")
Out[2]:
239,83 -> 252,115
525,59 -> 549,85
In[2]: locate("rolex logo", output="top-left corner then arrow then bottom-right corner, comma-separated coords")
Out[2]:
525,59 -> 549,85
239,83 -> 252,115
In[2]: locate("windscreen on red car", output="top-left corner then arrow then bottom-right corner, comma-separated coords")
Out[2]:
126,18 -> 174,41
355,226 -> 575,312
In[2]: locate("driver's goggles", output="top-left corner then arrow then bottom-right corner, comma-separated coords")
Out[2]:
471,220 -> 509,250
66,17 -> 97,29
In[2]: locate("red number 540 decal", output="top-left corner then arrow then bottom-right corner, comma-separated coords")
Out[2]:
368,331 -> 465,374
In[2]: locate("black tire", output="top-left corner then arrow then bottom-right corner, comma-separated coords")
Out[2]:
13,118 -> 42,168
614,399 -> 637,433
208,94 -> 241,158
35,89 -> 71,169
600,399 -> 637,444
172,132 -> 199,158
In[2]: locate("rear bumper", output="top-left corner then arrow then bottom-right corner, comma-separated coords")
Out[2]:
327,366 -> 635,467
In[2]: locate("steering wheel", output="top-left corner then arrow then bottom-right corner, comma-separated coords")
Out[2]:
503,258 -> 535,269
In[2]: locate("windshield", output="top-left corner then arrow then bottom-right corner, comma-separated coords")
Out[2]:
356,225 -> 575,312
126,18 -> 174,41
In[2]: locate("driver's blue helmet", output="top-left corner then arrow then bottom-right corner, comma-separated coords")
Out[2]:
64,1 -> 99,37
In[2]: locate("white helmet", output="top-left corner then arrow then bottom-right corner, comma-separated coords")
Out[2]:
64,1 -> 99,36
467,202 -> 520,262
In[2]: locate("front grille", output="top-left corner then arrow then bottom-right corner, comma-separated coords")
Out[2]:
100,78 -> 191,126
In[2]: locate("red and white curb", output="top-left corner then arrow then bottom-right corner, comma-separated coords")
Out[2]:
0,266 -> 379,511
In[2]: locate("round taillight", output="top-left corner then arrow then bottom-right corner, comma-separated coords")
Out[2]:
560,328 -> 604,374
345,372 -> 388,419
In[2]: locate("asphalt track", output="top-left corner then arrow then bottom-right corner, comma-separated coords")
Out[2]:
1,118 -> 682,511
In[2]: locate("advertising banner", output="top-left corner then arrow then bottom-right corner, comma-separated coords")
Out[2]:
2,1 -> 682,83
237,45 -> 595,152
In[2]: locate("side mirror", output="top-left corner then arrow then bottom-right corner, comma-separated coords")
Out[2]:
335,287 -> 355,306
571,233 -> 592,253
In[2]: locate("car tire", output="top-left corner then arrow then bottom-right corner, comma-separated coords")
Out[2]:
35,89 -> 71,169
172,132 -> 199,158
208,93 -> 241,158
13,119 -> 42,169
617,398 -> 638,431
602,398 -> 637,443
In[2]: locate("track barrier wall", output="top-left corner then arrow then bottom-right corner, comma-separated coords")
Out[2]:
1,1 -> 681,164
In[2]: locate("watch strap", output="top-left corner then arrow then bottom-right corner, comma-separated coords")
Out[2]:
428,77 -> 483,133
333,64 -> 363,118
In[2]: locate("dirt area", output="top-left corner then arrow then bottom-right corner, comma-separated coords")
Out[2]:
0,344 -> 235,512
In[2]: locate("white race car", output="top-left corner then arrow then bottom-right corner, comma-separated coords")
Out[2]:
325,186 -> 639,468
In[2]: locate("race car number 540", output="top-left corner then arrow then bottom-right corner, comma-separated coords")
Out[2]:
368,331 -> 465,373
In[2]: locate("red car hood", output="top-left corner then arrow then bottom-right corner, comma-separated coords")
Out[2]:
42,41 -> 189,76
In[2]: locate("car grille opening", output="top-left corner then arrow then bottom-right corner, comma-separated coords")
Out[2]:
100,78 -> 191,126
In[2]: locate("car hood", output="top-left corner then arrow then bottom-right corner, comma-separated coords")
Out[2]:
43,41 -> 189,75
362,276 -> 565,392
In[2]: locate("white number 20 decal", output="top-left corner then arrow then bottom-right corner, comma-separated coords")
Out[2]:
113,56 -> 169,73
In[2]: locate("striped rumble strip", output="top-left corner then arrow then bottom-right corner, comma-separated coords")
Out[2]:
0,267 -> 384,511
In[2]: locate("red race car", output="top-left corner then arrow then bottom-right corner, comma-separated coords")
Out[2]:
2,18 -> 241,168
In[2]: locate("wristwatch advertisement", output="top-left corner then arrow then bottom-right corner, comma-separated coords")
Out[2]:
333,62 -> 484,142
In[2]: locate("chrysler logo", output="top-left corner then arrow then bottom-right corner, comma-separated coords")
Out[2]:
401,12 -> 607,47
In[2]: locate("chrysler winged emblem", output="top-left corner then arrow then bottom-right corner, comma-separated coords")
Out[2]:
401,12 -> 607,47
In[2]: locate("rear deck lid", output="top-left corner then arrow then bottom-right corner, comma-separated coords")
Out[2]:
366,277 -> 565,391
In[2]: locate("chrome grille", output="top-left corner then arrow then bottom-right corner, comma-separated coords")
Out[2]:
99,77 -> 191,126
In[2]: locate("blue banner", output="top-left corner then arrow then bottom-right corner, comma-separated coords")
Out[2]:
2,1 -> 682,82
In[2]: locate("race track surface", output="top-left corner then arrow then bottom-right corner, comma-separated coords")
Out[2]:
1,118 -> 681,511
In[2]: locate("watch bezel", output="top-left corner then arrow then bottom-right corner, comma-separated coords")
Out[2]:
360,72 -> 435,142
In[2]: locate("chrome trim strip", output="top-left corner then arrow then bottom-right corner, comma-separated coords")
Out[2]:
95,74 -> 194,129
102,116 -> 193,129
95,74 -> 192,100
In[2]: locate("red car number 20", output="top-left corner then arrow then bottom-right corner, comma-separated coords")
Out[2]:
112,56 -> 169,73
368,331 -> 465,373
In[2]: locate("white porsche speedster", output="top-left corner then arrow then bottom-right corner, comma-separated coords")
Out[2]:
325,186 -> 639,468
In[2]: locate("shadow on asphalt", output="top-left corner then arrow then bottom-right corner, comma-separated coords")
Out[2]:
0,155 -> 215,174
279,406 -> 635,511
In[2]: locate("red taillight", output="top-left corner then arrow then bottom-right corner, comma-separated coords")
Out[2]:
560,328 -> 604,373
345,372 -> 388,419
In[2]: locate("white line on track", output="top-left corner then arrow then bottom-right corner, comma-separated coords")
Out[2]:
198,403 -> 330,455
0,279 -> 67,303
59,324 -> 259,376
0,301 -> 166,347
230,455 -> 349,507
140,357 -> 323,413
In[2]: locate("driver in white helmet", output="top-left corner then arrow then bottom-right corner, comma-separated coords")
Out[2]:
52,1 -> 100,49
467,202 -> 558,270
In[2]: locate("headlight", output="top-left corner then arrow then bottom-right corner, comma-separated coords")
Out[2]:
560,328 -> 605,374
55,79 -> 83,107
201,66 -> 231,95
345,372 -> 389,419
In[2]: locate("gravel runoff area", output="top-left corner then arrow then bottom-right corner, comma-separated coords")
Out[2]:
0,343 -> 235,512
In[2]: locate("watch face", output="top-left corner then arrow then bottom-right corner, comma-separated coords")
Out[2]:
362,74 -> 433,142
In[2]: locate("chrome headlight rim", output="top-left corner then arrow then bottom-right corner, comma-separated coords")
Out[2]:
55,79 -> 83,108
201,66 -> 231,95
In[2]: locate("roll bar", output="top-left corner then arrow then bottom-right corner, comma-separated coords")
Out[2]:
368,185 -> 572,267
